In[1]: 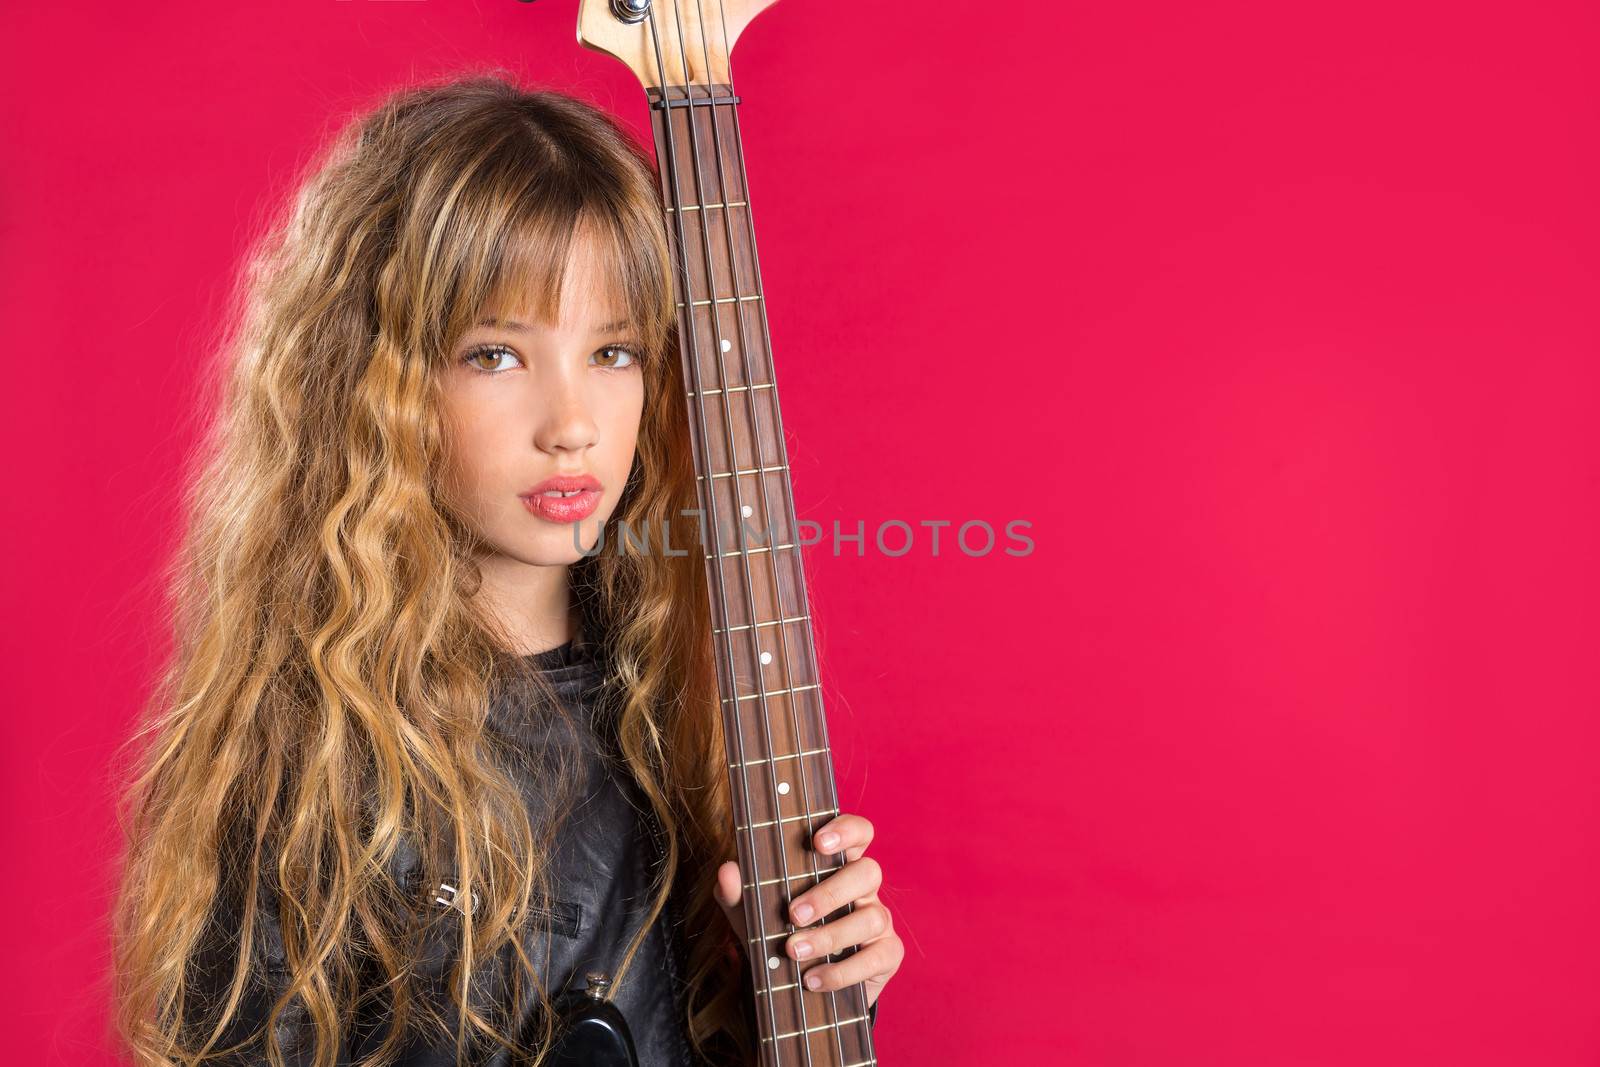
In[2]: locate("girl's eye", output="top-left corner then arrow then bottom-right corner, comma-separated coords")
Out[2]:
462,343 -> 523,374
593,344 -> 641,370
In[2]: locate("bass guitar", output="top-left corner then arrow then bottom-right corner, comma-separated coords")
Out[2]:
550,2 -> 879,1065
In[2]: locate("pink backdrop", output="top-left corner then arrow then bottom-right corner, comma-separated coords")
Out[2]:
4,1 -> 1597,1063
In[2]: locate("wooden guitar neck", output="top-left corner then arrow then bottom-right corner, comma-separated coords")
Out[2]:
573,1 -> 877,1062
648,79 -> 877,1066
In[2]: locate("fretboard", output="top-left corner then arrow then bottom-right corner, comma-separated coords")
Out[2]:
648,83 -> 876,1067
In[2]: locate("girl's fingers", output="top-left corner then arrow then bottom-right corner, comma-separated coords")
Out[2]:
812,813 -> 875,862
797,930 -> 905,994
784,901 -> 891,963
788,856 -> 881,926
715,861 -> 749,944
715,860 -> 742,909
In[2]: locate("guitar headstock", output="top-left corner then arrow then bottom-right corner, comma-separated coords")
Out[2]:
576,0 -> 780,90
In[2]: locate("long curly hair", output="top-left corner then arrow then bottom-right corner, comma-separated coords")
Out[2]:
110,72 -> 751,1066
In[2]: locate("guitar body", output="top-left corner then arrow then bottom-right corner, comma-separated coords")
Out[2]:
548,974 -> 640,1067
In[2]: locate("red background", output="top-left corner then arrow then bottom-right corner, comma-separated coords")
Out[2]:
4,1 -> 1597,1063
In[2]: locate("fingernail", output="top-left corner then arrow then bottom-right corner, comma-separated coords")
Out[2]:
791,939 -> 813,960
806,973 -> 823,990
792,901 -> 814,923
817,832 -> 840,851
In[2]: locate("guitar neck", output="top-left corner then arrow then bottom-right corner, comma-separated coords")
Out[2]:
647,83 -> 877,1067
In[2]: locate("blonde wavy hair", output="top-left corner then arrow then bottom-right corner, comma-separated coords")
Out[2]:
110,72 -> 752,1066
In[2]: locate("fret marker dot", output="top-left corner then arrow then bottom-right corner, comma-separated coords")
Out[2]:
741,504 -> 754,518
767,955 -> 780,970
778,781 -> 791,796
720,338 -> 733,353
760,650 -> 773,665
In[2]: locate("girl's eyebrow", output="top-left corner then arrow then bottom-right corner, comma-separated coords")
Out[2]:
475,316 -> 530,332
474,317 -> 633,334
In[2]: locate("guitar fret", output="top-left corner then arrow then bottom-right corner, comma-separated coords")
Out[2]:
677,294 -> 763,308
750,930 -> 802,944
743,870 -> 827,891
735,807 -> 839,833
695,460 -> 786,478
728,744 -> 830,769
666,199 -> 749,212
761,1016 -> 870,1043
721,683 -> 818,703
707,542 -> 797,559
687,381 -> 777,400
713,614 -> 810,635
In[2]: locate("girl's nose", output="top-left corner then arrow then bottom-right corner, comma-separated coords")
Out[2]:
533,374 -> 600,455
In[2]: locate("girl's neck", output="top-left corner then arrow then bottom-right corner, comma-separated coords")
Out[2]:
472,555 -> 576,656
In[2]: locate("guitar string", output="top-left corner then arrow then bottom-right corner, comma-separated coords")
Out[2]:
695,1 -> 848,1061
641,9 -> 784,1059
710,2 -> 877,1058
660,2 -> 816,1062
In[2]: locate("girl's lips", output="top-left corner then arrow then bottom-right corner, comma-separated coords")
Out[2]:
524,473 -> 602,495
520,488 -> 600,523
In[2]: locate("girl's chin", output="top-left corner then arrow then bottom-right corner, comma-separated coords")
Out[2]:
473,511 -> 617,566
521,523 -> 607,562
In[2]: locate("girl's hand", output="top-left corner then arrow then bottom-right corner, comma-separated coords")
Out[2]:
713,812 -> 903,1008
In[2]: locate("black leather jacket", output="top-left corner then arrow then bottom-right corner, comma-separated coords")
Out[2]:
186,637 -> 875,1064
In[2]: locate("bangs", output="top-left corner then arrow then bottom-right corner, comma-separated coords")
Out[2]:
461,189 -> 672,365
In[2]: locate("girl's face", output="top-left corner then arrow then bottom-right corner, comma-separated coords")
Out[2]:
438,238 -> 646,567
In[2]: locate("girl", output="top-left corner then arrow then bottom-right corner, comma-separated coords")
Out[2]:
111,73 -> 902,1066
